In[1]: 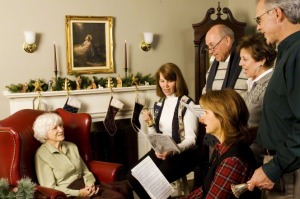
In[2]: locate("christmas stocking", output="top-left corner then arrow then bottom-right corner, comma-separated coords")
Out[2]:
104,97 -> 124,136
63,97 -> 81,113
131,94 -> 145,132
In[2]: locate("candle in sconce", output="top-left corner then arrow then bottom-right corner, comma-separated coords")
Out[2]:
125,40 -> 127,70
54,43 -> 58,72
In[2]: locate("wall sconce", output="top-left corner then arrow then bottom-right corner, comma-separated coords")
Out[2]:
140,32 -> 153,52
23,31 -> 37,53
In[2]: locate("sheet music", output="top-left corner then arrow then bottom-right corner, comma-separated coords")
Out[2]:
131,156 -> 174,199
147,133 -> 180,153
180,101 -> 205,117
134,124 -> 180,153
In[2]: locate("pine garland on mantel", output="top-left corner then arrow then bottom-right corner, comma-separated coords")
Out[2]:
6,73 -> 156,93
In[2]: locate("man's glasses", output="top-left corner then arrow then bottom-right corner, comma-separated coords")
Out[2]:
204,36 -> 226,52
254,8 -> 275,25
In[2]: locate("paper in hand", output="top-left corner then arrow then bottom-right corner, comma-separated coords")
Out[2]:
180,101 -> 205,117
131,156 -> 174,199
133,124 -> 180,153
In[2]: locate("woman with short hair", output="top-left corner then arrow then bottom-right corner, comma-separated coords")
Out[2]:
33,113 -> 133,199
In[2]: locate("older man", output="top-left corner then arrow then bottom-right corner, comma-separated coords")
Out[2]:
193,25 -> 248,191
201,24 -> 248,160
248,0 -> 300,198
202,24 -> 247,94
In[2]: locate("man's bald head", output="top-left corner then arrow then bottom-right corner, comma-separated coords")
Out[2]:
205,24 -> 235,61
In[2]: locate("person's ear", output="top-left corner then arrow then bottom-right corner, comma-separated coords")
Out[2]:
274,7 -> 285,23
224,36 -> 230,44
259,58 -> 266,67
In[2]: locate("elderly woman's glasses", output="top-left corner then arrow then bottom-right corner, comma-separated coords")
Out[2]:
254,8 -> 275,25
204,37 -> 226,52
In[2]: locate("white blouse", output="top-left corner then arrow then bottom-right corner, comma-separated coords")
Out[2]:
148,95 -> 198,152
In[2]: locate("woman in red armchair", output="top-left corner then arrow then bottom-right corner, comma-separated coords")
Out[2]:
33,113 -> 133,199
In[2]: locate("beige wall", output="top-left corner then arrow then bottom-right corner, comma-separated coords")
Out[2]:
0,0 -> 257,119
229,0 -> 257,34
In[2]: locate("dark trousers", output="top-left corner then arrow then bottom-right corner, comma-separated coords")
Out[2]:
67,177 -> 133,199
128,146 -> 200,199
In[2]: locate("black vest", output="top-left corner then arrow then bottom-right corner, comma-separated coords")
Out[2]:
202,143 -> 260,199
206,43 -> 242,91
153,96 -> 192,143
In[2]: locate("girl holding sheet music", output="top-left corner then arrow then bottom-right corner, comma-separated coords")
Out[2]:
127,63 -> 200,199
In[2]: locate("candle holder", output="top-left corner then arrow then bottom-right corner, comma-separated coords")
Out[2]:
23,31 -> 37,53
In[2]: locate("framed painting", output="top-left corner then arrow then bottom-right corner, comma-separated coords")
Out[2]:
66,16 -> 114,74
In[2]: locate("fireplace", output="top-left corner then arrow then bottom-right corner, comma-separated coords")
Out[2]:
90,119 -> 138,172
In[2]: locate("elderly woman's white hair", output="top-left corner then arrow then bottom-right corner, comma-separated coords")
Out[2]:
33,113 -> 63,143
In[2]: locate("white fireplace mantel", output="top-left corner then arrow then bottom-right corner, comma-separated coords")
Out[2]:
3,85 -> 157,122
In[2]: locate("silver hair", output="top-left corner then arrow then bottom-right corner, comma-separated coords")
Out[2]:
262,0 -> 300,24
33,113 -> 63,143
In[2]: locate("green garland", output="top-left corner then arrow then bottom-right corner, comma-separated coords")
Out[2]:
0,177 -> 36,199
6,73 -> 156,93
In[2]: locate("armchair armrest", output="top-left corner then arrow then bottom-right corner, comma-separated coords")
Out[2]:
88,161 -> 124,183
35,185 -> 67,199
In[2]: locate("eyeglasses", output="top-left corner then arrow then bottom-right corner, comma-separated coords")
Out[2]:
254,8 -> 275,25
204,36 -> 226,52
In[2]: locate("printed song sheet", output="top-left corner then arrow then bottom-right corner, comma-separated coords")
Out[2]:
180,101 -> 205,117
134,125 -> 180,153
147,133 -> 180,153
131,156 -> 174,199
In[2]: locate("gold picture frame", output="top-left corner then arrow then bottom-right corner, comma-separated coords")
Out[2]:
66,16 -> 114,74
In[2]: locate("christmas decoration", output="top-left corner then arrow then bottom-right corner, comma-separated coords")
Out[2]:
33,79 -> 44,92
6,73 -> 155,93
63,97 -> 81,113
131,94 -> 145,132
104,97 -> 124,136
0,177 -> 36,199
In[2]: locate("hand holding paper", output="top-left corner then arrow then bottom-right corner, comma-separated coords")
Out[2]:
134,125 -> 180,154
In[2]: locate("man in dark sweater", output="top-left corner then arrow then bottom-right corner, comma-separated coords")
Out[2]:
248,0 -> 300,198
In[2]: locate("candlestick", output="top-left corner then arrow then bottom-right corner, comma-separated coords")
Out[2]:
125,40 -> 128,78
54,43 -> 58,80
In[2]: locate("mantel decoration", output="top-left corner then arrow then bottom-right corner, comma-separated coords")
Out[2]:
0,177 -> 35,199
5,73 -> 156,93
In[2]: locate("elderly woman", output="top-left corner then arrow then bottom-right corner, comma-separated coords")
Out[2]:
183,89 -> 260,199
33,113 -> 133,199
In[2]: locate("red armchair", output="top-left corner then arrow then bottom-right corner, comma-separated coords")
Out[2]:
0,108 -> 124,198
